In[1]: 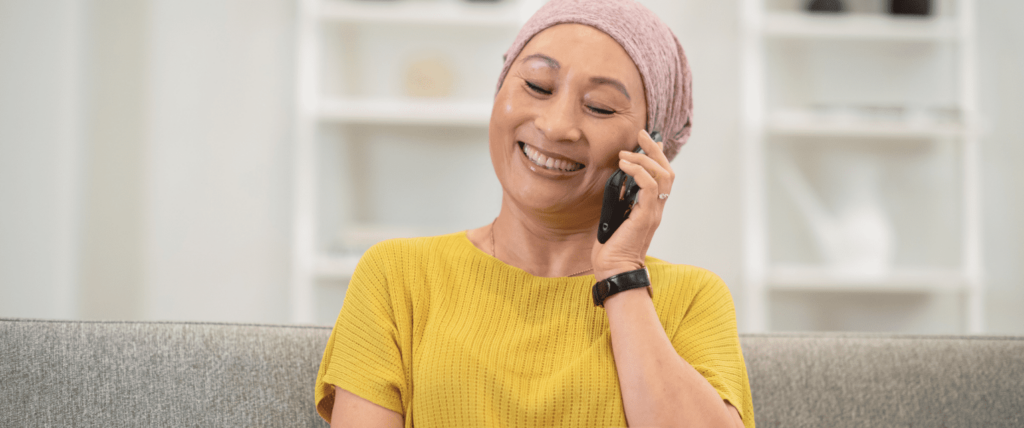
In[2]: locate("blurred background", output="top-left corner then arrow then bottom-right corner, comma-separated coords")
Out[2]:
1,0 -> 1021,334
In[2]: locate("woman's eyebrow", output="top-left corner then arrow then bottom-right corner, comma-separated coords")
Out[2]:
520,53 -> 630,100
590,77 -> 630,100
520,53 -> 560,69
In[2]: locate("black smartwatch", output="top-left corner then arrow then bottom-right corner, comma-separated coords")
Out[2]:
592,267 -> 652,307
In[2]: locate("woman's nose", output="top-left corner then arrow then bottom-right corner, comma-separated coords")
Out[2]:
534,93 -> 582,143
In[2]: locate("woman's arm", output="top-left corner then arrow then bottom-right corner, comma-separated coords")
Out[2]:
604,289 -> 744,428
330,386 -> 404,428
593,131 -> 746,427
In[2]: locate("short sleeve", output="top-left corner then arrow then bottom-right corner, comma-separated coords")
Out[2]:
670,269 -> 755,428
315,243 -> 408,423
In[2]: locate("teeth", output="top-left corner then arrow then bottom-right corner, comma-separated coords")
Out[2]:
520,143 -> 583,172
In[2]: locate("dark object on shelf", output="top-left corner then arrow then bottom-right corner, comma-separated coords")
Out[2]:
807,0 -> 843,13
890,0 -> 931,16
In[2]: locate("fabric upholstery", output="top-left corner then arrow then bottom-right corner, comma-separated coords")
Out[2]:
2,318 -> 1023,427
742,333 -> 1024,427
0,318 -> 330,427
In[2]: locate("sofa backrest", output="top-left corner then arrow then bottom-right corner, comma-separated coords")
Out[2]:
741,333 -> 1024,427
2,318 -> 1023,427
1,319 -> 330,427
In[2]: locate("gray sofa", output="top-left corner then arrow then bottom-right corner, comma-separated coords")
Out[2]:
2,318 -> 1022,427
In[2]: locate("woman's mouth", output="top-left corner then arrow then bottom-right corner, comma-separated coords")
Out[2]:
519,142 -> 585,172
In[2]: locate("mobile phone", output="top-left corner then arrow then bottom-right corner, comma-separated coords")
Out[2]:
597,131 -> 661,244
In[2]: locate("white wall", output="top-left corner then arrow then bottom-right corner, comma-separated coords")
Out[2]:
977,0 -> 1024,335
1,0 -> 294,323
0,0 -> 83,319
141,0 -> 294,322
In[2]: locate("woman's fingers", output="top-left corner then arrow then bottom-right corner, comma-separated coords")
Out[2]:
617,159 -> 663,218
619,152 -> 672,190
618,142 -> 675,198
624,130 -> 673,167
617,158 -> 657,189
638,130 -> 672,169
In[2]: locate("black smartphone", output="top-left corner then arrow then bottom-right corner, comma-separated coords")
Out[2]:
597,131 -> 661,244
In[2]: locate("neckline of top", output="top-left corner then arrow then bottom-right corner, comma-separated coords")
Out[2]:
454,230 -> 596,282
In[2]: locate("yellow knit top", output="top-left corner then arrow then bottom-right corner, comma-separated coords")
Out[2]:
315,231 -> 754,427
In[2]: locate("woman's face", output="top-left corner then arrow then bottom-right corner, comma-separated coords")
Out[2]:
489,23 -> 647,220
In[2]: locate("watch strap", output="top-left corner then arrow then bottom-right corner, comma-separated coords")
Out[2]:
592,267 -> 651,307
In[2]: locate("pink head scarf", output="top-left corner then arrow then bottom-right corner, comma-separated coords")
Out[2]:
495,0 -> 693,161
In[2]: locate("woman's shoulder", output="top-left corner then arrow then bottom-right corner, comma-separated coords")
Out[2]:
367,231 -> 468,252
347,232 -> 472,299
646,259 -> 739,333
358,231 -> 475,268
645,257 -> 733,301
646,257 -> 726,284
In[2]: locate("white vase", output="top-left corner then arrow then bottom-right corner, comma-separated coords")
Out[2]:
778,152 -> 895,275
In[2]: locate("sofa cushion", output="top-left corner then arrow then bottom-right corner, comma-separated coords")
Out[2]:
742,333 -> 1024,427
0,318 -> 331,427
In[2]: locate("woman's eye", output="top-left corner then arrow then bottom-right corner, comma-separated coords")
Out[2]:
587,105 -> 615,115
525,81 -> 552,95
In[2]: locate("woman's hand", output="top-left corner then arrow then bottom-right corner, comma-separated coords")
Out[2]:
591,129 -> 675,281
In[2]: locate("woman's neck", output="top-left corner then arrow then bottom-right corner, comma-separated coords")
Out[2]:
482,194 -> 600,278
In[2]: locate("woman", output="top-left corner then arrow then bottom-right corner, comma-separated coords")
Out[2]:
315,0 -> 754,426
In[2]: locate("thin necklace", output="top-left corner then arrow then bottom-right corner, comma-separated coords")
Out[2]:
490,218 -> 593,278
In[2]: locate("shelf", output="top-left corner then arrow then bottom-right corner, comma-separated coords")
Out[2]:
767,265 -> 967,293
314,253 -> 361,280
766,109 -> 963,138
740,0 -> 983,333
317,223 -> 445,280
318,97 -> 492,126
318,0 -> 525,27
763,11 -> 957,41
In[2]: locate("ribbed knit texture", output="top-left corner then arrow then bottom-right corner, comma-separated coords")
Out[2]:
315,232 -> 754,427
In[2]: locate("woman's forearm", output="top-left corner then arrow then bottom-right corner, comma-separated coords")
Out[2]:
603,288 -> 740,428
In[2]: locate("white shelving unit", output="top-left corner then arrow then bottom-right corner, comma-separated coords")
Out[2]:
318,98 -> 493,126
319,0 -> 525,26
291,0 -> 539,324
762,10 -> 957,40
740,0 -> 983,333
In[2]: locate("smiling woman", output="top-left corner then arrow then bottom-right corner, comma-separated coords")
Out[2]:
489,24 -> 648,227
314,1 -> 753,427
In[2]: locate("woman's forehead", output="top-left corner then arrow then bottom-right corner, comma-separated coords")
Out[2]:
517,24 -> 641,85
